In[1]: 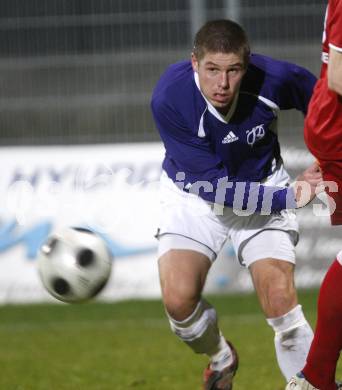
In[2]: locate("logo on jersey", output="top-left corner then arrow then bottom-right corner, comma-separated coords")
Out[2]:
222,131 -> 239,144
246,124 -> 265,146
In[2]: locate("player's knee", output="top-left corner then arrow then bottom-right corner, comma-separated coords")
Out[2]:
158,251 -> 209,321
163,288 -> 200,321
164,297 -> 199,321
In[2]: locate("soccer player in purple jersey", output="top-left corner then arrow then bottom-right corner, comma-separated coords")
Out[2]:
151,20 -> 323,389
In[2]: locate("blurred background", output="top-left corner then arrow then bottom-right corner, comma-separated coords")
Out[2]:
0,0 -> 339,303
0,0 -> 326,145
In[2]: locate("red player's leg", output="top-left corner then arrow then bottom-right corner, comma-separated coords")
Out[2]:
302,254 -> 342,390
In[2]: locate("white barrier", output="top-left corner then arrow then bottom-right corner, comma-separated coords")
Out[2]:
0,143 -> 163,303
0,143 -> 338,303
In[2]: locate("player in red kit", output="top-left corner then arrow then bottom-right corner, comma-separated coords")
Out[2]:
305,0 -> 342,226
286,1 -> 342,389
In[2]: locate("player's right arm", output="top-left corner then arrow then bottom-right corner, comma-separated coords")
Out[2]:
328,46 -> 342,96
151,96 -> 320,213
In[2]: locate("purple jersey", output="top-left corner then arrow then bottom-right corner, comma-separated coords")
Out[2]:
151,54 -> 316,213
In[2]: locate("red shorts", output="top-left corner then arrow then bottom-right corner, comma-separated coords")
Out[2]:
319,160 -> 342,225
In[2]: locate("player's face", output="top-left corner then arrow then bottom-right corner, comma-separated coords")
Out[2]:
192,51 -> 246,115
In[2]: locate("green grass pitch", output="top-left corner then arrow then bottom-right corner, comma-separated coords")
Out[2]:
0,290 -> 341,390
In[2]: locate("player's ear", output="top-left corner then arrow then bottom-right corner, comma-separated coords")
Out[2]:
191,53 -> 199,72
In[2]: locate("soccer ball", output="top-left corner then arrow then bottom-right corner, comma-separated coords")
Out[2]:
37,227 -> 113,303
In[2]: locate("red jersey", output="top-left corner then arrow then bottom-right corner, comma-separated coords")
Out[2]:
304,0 -> 342,161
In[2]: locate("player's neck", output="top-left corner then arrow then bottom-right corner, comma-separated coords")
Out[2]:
216,104 -> 232,116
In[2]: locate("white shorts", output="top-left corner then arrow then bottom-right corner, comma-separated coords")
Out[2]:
156,169 -> 299,268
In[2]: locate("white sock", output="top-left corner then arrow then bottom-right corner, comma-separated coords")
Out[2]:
267,304 -> 313,381
167,299 -> 233,370
210,333 -> 234,371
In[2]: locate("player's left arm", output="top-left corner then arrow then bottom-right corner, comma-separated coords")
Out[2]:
276,63 -> 317,114
328,0 -> 342,96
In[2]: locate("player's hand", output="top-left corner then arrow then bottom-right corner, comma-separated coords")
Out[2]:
292,161 -> 324,208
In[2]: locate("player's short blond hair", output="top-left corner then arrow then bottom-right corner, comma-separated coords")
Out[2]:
193,19 -> 250,67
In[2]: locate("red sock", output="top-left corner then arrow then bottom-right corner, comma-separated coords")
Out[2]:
303,259 -> 342,390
